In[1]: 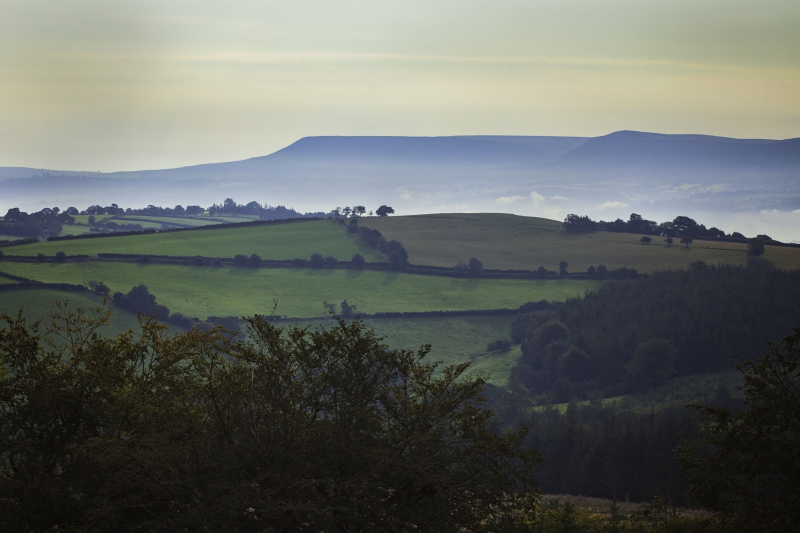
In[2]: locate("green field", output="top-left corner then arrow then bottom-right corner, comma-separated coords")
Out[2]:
0,289 -> 143,337
367,316 -> 521,386
290,315 -> 517,386
58,225 -> 93,236
360,213 -> 800,272
200,215 -> 260,223
11,220 -> 386,261
0,262 -> 599,319
115,216 -> 221,227
69,215 -> 116,225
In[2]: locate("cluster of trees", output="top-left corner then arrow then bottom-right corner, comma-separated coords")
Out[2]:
323,299 -> 359,317
0,310 -> 540,532
0,207 -> 74,239
348,219 -> 409,269
111,284 -> 197,329
333,205 -> 394,218
506,261 -> 800,404
207,198 -> 324,220
504,400 -> 700,503
563,212 -> 760,241
455,257 -> 484,276
332,205 -> 368,217
677,327 -> 800,531
483,325 -> 800,530
233,253 -> 266,268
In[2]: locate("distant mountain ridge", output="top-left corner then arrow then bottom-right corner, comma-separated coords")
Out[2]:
2,130 -> 799,241
4,131 -> 798,181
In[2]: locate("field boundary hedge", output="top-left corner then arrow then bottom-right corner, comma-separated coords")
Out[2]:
0,253 -> 618,279
0,281 -> 91,294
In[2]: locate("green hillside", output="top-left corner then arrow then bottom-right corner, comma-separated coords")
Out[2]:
359,213 -> 800,272
0,289 -> 143,336
0,262 -> 598,319
10,220 -> 385,262
292,315 -> 517,386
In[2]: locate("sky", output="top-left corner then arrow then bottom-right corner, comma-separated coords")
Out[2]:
1,0 -> 799,171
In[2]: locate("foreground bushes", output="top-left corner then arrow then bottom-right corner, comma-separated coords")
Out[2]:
0,304 -> 541,532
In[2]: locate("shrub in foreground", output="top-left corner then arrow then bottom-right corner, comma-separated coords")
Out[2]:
0,304 -> 542,532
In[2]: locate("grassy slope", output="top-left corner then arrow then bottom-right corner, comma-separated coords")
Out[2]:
12,220 -> 386,261
364,316 -> 520,385
0,262 -> 598,319
289,315 -> 517,386
359,213 -> 800,272
115,216 -> 220,227
0,289 -> 144,337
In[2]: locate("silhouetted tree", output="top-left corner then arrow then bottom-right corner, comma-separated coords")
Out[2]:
640,236 -> 652,244
248,254 -> 262,268
680,237 -> 693,248
340,300 -> 357,317
468,257 -> 484,276
563,214 -> 597,232
350,253 -> 366,269
747,238 -> 766,257
678,327 -> 800,532
376,205 -> 395,217
381,239 -> 408,269
86,281 -> 110,294
559,261 -> 569,276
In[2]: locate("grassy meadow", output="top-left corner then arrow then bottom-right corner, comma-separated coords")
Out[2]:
0,289 -> 143,336
11,220 -> 385,262
0,261 -> 599,319
364,315 -> 521,386
291,315 -> 518,386
359,213 -> 800,272
114,216 -> 220,227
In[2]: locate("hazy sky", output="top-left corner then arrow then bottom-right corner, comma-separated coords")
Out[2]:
1,0 -> 798,171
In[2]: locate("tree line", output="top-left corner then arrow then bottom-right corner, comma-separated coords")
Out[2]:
345,217 -> 409,269
563,212 -> 775,243
0,207 -> 74,240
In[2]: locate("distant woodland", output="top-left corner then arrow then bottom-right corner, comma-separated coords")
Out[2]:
505,260 -> 800,406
